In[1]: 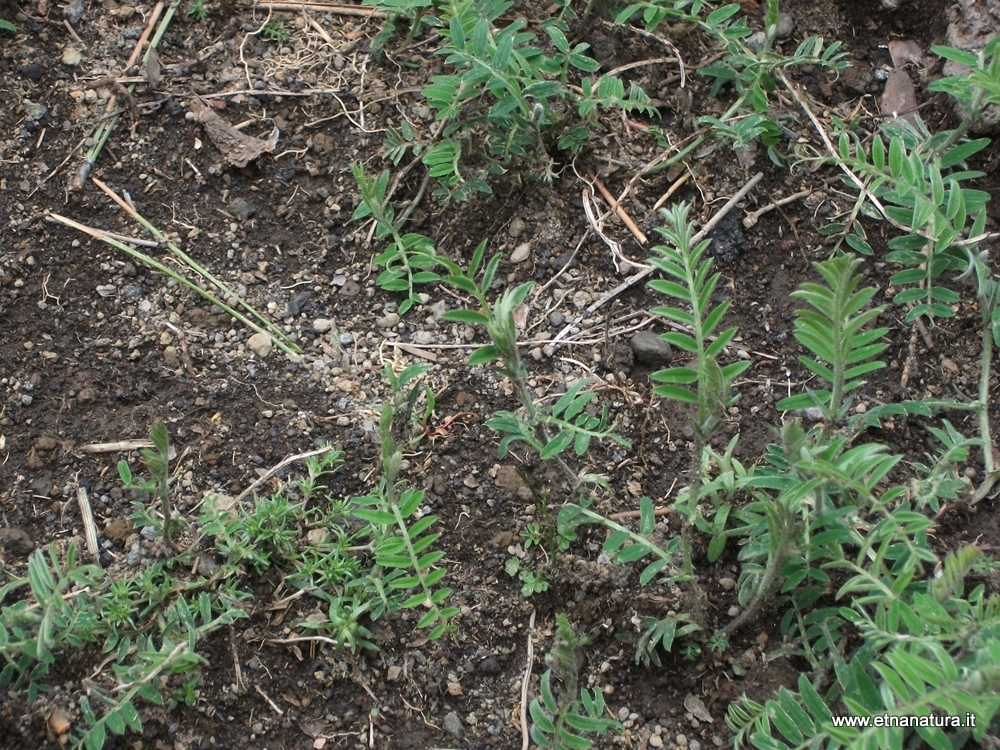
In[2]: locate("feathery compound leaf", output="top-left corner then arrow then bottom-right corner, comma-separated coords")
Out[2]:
647,202 -> 746,435
783,254 -> 886,422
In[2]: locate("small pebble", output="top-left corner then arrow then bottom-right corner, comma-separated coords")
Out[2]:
776,13 -> 795,38
631,331 -> 672,367
313,318 -> 333,333
443,712 -> 463,740
229,197 -> 257,221
63,0 -> 84,23
511,242 -> 532,263
22,63 -> 45,81
803,406 -> 825,421
247,332 -> 273,358
378,312 -> 400,329
61,47 -> 82,66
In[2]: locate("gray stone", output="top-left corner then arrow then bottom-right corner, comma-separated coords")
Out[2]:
163,346 -> 180,368
140,525 -> 158,541
630,331 -> 672,367
313,318 -> 333,333
22,101 -> 48,121
377,312 -> 400,329
229,197 -> 257,221
63,0 -> 84,23
803,406 -> 825,422
442,712 -> 464,740
61,46 -> 82,66
508,217 -> 525,239
478,656 -> 500,675
776,13 -> 795,38
247,332 -> 273,358
548,311 -> 565,327
0,527 -> 35,557
121,284 -> 144,302
22,63 -> 44,81
126,542 -> 144,565
338,333 -> 354,346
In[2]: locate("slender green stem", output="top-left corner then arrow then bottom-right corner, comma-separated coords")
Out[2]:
147,0 -> 180,53
681,435 -> 708,626
762,0 -> 780,54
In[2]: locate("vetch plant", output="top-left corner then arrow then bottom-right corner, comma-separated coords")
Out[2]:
350,381 -> 459,638
434,240 -> 630,491
530,613 -> 622,750
366,0 -> 655,200
351,163 -> 440,315
826,48 -> 1000,501
775,254 -> 888,423
646,201 -> 749,623
616,0 -> 847,159
119,423 -> 177,547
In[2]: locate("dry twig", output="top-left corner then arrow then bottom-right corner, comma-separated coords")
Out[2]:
75,483 -> 100,562
588,172 -> 648,245
234,445 -> 338,505
520,608 -> 536,750
546,172 -> 763,354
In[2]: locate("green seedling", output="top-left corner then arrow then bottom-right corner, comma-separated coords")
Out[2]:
185,0 -> 208,21
261,20 -> 288,42
504,556 -> 550,598
351,164 -> 440,315
119,423 -> 176,547
435,240 -> 629,492
530,614 -> 622,749
366,0 -> 655,200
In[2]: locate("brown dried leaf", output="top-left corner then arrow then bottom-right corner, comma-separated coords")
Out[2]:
888,39 -> 924,69
188,97 -> 279,168
683,693 -> 714,723
145,48 -> 161,88
513,303 -> 529,330
49,707 -> 72,736
881,69 -> 919,128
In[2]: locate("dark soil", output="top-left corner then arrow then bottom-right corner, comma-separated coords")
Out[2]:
2,0 -> 998,748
